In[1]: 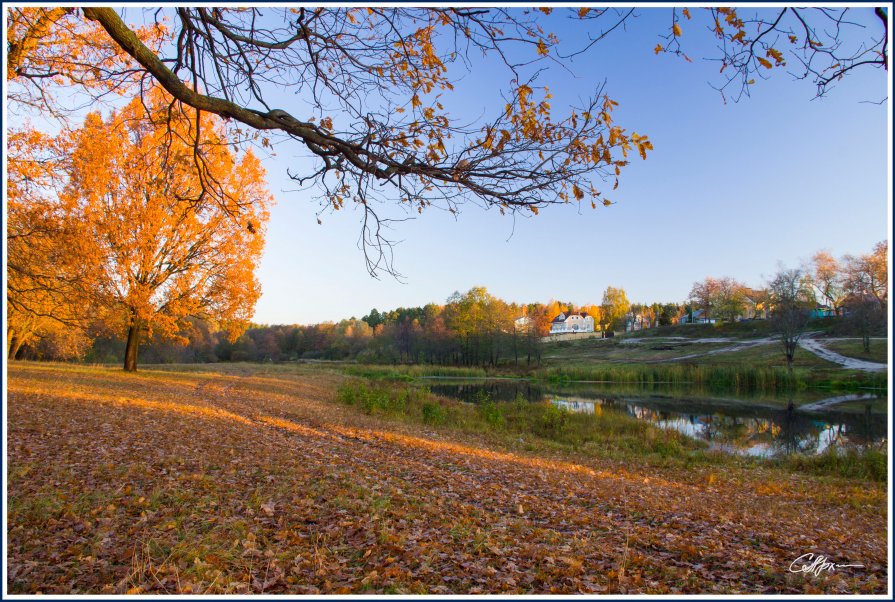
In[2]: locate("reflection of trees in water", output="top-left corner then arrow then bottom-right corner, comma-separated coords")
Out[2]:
425,381 -> 886,456
428,380 -> 541,403
619,401 -> 884,457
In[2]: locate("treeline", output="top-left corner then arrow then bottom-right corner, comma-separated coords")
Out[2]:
687,242 -> 889,323
11,242 -> 887,367
19,286 -> 680,367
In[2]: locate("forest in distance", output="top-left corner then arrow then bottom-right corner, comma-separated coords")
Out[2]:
15,240 -> 887,370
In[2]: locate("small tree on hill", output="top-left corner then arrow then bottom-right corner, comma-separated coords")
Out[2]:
768,268 -> 814,369
847,296 -> 886,354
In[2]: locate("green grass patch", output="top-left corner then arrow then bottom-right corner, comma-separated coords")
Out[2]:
543,338 -> 734,363
703,342 -> 839,369
820,339 -> 889,364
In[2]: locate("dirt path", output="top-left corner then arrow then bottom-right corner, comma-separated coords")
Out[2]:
798,337 -> 887,372
6,364 -> 887,595
653,337 -> 776,363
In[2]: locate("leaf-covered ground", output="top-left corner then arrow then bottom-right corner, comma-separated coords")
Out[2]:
7,363 -> 888,594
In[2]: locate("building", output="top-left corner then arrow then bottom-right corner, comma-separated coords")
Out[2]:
679,309 -> 716,324
514,316 -> 532,329
809,305 -> 836,319
741,288 -> 769,320
549,311 -> 595,334
625,313 -> 652,332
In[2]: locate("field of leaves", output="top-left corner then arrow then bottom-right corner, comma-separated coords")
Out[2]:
7,363 -> 888,594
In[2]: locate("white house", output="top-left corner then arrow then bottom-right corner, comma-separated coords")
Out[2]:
514,316 -> 532,329
549,311 -> 595,334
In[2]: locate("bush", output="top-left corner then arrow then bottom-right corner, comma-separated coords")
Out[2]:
538,403 -> 569,435
421,402 -> 447,425
337,382 -> 407,416
478,400 -> 505,429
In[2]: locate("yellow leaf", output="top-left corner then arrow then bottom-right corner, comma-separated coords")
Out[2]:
672,23 -> 682,37
757,57 -> 773,69
654,44 -> 663,55
682,8 -> 691,19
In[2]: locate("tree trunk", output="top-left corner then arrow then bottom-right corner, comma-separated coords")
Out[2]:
7,328 -> 17,360
513,328 -> 518,366
784,341 -> 795,371
10,337 -> 25,360
123,320 -> 141,372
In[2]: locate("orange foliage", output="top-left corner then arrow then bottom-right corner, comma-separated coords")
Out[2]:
6,128 -> 94,358
6,7 -> 166,114
61,88 -> 272,369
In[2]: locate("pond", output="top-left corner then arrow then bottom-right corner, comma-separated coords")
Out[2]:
417,378 -> 888,458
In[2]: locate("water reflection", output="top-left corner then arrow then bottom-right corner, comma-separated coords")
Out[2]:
424,380 -> 887,458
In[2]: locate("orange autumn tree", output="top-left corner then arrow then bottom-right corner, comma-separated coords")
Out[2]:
63,90 -> 272,371
6,128 -> 95,359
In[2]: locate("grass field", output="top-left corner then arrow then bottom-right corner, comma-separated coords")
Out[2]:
694,342 -> 839,369
544,336 -> 843,371
6,362 -> 887,594
820,339 -> 889,365
543,338 -> 737,363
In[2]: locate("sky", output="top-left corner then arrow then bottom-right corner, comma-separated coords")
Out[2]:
248,7 -> 889,325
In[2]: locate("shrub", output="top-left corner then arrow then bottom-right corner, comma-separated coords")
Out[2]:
421,402 -> 447,425
538,403 -> 569,435
478,400 -> 505,429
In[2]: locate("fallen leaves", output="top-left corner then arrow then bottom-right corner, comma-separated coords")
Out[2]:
6,363 -> 887,594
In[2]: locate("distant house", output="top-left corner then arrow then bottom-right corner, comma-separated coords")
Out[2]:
514,316 -> 532,329
680,309 -> 716,325
549,311 -> 595,334
810,305 -> 836,319
741,288 -> 769,320
625,313 -> 652,332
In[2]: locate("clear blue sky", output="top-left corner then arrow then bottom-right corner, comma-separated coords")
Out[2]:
252,8 -> 888,325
